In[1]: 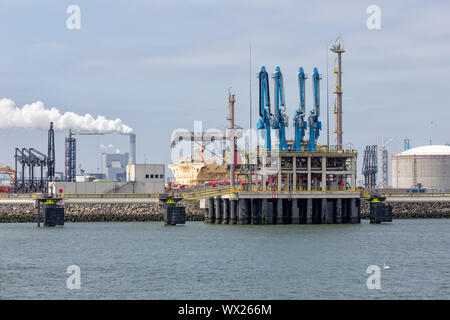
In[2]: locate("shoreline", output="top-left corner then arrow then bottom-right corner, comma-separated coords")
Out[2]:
1,200 -> 449,223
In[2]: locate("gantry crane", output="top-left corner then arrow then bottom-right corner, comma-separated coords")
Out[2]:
293,67 -> 308,151
307,68 -> 322,152
271,66 -> 289,152
257,66 -> 272,152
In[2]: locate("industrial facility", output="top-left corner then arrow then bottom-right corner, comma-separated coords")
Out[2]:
195,37 -> 363,225
392,145 -> 450,191
1,35 -> 448,226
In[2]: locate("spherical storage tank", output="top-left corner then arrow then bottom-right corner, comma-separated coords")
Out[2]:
392,145 -> 450,191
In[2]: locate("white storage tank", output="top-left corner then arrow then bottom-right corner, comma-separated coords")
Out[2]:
392,145 -> 450,191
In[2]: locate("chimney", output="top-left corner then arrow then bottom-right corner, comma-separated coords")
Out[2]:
130,133 -> 136,165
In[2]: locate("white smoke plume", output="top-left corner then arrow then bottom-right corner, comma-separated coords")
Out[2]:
0,98 -> 133,134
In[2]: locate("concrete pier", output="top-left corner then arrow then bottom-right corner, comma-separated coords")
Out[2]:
202,192 -> 361,225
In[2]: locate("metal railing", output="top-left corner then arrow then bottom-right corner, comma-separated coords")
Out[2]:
62,193 -> 160,199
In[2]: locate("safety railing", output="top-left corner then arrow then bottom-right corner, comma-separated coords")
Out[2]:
182,186 -> 237,200
62,193 -> 160,199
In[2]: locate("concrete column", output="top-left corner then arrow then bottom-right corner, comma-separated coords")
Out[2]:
350,198 -> 359,223
262,199 -> 273,224
293,156 -> 297,192
207,197 -> 215,223
291,198 -> 300,224
307,156 -> 311,192
342,198 -> 349,223
238,199 -> 248,224
223,199 -> 230,224
306,198 -> 313,224
321,156 -> 327,191
251,199 -> 261,224
215,197 -> 222,224
336,198 -> 342,224
230,199 -> 237,224
321,198 -> 333,224
276,199 -> 284,224
320,198 -> 327,223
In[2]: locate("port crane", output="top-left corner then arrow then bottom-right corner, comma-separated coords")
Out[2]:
271,67 -> 289,152
307,68 -> 322,152
257,66 -> 272,152
293,67 -> 308,151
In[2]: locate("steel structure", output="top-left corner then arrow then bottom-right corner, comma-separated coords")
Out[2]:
380,137 -> 395,188
293,67 -> 308,151
257,66 -> 272,152
65,130 -> 76,182
65,130 -> 105,182
47,122 -> 56,182
330,36 -> 345,150
14,147 -> 47,193
13,123 -> 56,193
271,66 -> 289,151
362,145 -> 378,190
307,68 -> 322,152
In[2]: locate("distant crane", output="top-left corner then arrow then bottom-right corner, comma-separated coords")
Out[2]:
257,66 -> 272,152
380,137 -> 395,189
307,68 -> 322,152
293,67 -> 308,151
271,66 -> 289,151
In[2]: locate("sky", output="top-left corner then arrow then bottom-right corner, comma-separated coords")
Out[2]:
0,0 -> 449,184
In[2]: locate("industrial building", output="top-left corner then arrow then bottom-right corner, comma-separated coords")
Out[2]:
49,164 -> 165,195
392,145 -> 450,191
102,152 -> 129,181
126,164 -> 165,183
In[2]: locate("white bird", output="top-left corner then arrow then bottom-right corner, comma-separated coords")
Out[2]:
383,263 -> 391,270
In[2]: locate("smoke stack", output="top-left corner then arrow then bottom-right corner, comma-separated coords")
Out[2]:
130,133 -> 136,165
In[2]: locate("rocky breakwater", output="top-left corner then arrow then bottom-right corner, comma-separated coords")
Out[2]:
361,200 -> 450,219
0,200 -> 205,223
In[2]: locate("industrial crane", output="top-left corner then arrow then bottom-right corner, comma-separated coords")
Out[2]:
307,68 -> 322,152
293,67 -> 308,151
271,67 -> 289,152
257,66 -> 272,152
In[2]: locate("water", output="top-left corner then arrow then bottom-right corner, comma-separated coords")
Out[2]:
0,220 -> 449,299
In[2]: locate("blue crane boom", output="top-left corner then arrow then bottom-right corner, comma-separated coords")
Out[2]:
272,66 -> 289,151
257,66 -> 272,152
307,67 -> 322,152
293,67 -> 308,151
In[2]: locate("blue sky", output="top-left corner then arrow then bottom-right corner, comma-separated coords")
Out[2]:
1,0 -> 449,182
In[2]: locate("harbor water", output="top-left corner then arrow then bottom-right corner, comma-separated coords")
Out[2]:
0,219 -> 449,299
